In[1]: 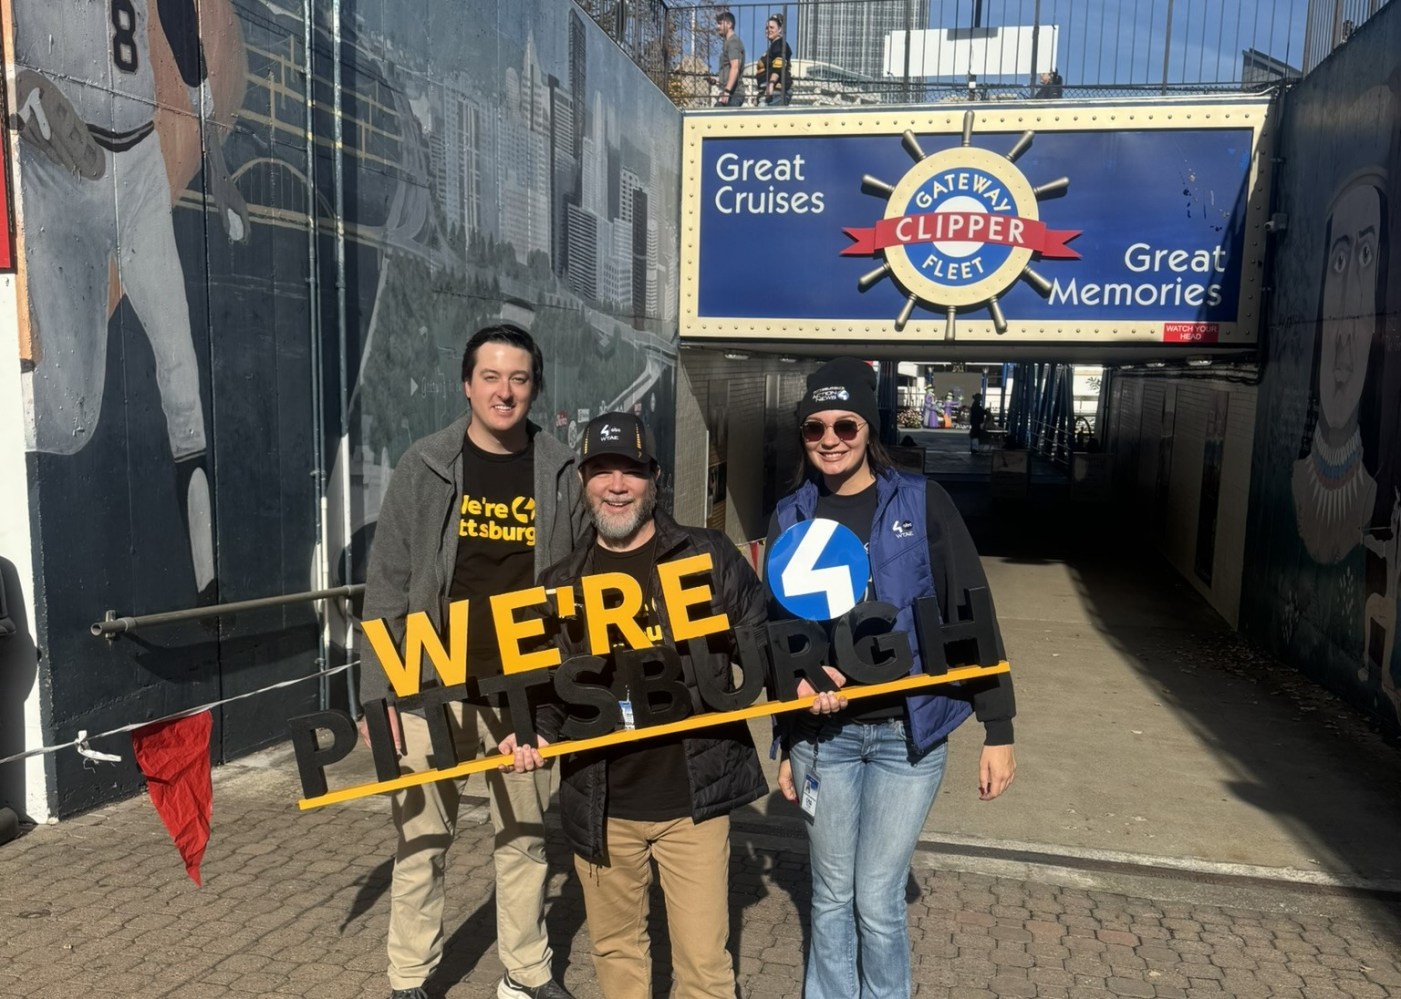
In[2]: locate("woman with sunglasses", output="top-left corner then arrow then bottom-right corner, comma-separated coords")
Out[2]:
766,357 -> 1017,999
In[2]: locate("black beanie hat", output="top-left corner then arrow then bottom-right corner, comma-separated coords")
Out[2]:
797,357 -> 879,428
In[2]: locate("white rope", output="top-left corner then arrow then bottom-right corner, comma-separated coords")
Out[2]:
0,661 -> 358,768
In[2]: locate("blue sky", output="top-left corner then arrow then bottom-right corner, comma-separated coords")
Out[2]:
1029,0 -> 1313,84
707,0 -> 1314,86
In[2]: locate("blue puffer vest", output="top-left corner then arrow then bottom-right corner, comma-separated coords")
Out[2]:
775,468 -> 973,752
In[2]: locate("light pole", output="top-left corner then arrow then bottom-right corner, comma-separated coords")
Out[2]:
1161,0 -> 1175,94
903,0 -> 915,102
1028,0 -> 1042,93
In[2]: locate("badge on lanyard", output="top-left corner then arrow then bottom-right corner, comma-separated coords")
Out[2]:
801,772 -> 820,817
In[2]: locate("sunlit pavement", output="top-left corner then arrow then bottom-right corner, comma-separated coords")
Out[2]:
1,732 -> 1399,997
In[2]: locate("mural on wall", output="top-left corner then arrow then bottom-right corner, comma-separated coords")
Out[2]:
9,0 -> 681,812
1243,5 -> 1401,735
13,0 -> 248,604
1289,167 -> 1390,564
318,1 -> 682,655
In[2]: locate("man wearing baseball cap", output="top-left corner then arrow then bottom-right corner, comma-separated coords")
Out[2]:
502,411 -> 768,998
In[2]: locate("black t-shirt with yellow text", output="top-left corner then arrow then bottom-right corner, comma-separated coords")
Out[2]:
451,434 -> 536,686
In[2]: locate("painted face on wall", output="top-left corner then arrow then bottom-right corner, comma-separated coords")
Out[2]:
1318,183 -> 1381,433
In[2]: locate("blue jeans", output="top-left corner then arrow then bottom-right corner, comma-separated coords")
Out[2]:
788,718 -> 948,999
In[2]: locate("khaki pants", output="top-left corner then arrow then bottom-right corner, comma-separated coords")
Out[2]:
576,815 -> 735,999
387,703 -> 554,991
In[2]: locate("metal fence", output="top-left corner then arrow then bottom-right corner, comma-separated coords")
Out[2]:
579,0 -> 1376,109
573,0 -> 675,89
1302,0 -> 1394,73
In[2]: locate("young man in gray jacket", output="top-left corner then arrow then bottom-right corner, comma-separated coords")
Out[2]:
358,324 -> 585,999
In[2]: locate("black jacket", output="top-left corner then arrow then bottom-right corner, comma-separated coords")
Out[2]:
537,509 -> 768,862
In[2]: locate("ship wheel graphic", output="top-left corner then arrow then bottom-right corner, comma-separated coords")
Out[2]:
852,110 -> 1075,339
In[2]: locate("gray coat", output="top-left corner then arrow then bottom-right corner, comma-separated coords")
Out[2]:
358,413 -> 585,706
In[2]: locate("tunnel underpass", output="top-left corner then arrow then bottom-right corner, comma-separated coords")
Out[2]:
912,429 -> 1401,886
721,361 -> 1401,915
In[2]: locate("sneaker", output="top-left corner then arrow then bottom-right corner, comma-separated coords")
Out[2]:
390,989 -> 428,999
497,973 -> 576,999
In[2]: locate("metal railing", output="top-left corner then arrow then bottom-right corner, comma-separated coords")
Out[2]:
579,0 -> 1322,109
1302,0 -> 1394,74
91,584 -> 365,639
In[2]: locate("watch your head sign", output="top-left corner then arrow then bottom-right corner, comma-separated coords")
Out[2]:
680,97 -> 1272,348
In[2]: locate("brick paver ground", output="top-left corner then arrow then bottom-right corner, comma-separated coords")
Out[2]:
1,757 -> 1399,998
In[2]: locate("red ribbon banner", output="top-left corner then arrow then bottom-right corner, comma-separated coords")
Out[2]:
842,211 -> 1081,259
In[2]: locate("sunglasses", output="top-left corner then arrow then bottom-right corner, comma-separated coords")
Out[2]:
801,418 -> 865,443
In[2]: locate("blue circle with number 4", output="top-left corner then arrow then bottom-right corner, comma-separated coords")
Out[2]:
766,518 -> 869,621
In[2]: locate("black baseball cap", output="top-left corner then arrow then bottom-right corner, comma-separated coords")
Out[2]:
579,412 -> 656,468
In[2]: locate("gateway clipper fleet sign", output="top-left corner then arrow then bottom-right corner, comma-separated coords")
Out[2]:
840,123 -> 1083,335
681,98 -> 1272,347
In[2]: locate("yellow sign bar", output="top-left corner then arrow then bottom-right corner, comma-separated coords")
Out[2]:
298,661 -> 1010,810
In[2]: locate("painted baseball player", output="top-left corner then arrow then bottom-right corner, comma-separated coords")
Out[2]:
13,0 -> 248,604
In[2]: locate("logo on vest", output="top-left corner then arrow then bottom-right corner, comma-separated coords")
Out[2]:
891,518 -> 914,539
841,111 -> 1081,335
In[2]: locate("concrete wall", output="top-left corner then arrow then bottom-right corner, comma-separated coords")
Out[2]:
0,271 -> 49,821
1,0 -> 682,817
1239,2 -> 1401,735
1105,373 -> 1257,628
675,350 -> 821,544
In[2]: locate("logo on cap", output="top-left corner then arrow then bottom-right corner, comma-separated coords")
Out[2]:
811,387 -> 850,403
600,424 -> 622,442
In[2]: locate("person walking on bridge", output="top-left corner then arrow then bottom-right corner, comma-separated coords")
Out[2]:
710,11 -> 745,107
757,13 -> 791,105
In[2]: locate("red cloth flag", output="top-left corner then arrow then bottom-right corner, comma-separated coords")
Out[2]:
132,711 -> 213,886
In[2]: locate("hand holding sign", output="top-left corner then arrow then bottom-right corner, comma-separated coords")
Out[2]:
769,519 -> 865,713
289,546 -> 1010,809
498,732 -> 550,773
796,666 -> 848,714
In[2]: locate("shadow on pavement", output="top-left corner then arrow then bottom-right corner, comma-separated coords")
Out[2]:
950,474 -> 1401,943
339,857 -> 393,933
432,832 -> 588,995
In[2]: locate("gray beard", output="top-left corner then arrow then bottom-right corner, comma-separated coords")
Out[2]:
590,486 -> 658,543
